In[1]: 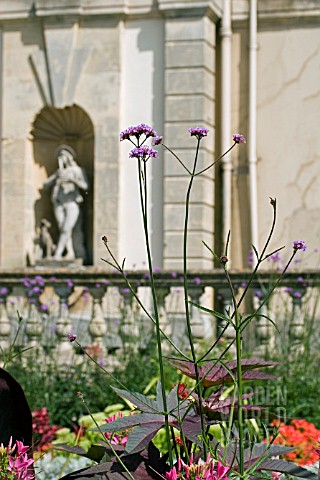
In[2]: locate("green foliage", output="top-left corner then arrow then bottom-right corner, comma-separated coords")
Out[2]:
6,340 -> 180,428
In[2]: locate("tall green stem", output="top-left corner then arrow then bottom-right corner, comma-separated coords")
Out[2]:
183,138 -> 207,456
224,266 -> 245,475
137,158 -> 173,467
235,309 -> 244,475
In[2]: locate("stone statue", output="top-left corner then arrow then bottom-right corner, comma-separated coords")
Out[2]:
44,145 -> 88,261
36,218 -> 55,259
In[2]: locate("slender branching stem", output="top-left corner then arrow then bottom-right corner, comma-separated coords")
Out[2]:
249,249 -> 298,322
183,138 -> 208,456
223,265 -> 245,475
74,340 -> 161,413
137,157 -> 174,467
233,200 -> 278,316
101,242 -> 188,359
162,144 -> 192,175
76,392 -> 136,480
194,143 -> 236,176
3,311 -> 24,369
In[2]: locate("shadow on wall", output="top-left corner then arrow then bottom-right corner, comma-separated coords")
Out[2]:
30,104 -> 94,264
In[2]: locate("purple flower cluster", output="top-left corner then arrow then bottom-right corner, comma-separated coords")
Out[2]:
188,127 -> 209,139
268,251 -> 282,263
129,146 -> 158,160
68,332 -> 77,342
293,240 -> 307,252
120,124 -> 157,141
232,133 -> 246,144
152,136 -> 163,145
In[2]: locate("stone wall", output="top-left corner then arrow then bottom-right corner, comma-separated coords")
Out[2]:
230,0 -> 320,268
0,0 -> 318,272
163,14 -> 216,271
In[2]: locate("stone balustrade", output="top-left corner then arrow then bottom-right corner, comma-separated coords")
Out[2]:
0,268 -> 318,366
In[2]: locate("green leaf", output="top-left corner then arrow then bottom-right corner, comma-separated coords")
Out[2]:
124,422 -> 164,454
168,358 -> 279,387
111,386 -> 159,413
257,458 -> 318,479
240,314 -> 279,334
202,241 -> 220,263
251,243 -> 259,260
262,245 -> 285,262
188,301 -> 230,321
53,443 -> 109,463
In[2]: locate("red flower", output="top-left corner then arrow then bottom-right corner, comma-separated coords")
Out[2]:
32,407 -> 59,452
177,383 -> 189,400
271,419 -> 320,465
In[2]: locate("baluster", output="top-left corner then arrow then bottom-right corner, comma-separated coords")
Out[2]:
216,286 -> 237,356
87,285 -> 108,359
20,278 -> 45,356
253,289 -> 272,357
25,302 -> 44,355
120,287 -> 139,351
188,285 -> 205,349
54,284 -> 74,364
156,287 -> 171,352
0,287 -> 11,354
288,287 -> 306,354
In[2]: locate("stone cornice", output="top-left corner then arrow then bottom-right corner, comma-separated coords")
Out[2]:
232,2 -> 320,29
0,0 -> 223,22
1,1 -> 319,27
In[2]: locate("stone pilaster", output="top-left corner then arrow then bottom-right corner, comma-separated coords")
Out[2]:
163,13 -> 216,270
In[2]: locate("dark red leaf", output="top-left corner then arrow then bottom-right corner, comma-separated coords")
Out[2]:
168,358 -> 278,387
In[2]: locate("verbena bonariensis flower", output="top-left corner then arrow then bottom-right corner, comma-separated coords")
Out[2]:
67,332 -> 77,342
232,133 -> 246,144
129,146 -> 158,161
166,454 -> 229,480
120,123 -> 157,141
188,127 -> 209,139
152,135 -> 163,145
293,240 -> 307,252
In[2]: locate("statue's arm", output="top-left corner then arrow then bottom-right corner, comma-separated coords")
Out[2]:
43,172 -> 58,189
74,168 -> 89,191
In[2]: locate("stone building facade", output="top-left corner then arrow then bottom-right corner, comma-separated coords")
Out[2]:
0,0 -> 318,271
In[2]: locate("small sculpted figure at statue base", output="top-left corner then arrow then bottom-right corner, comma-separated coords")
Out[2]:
36,218 -> 55,259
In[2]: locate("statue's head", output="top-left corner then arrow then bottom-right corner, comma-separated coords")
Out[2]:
55,145 -> 77,168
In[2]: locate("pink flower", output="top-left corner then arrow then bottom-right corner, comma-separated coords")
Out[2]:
5,436 -> 16,455
165,455 -> 229,480
7,451 -> 34,480
271,473 -> 282,480
16,440 -> 29,456
166,466 -> 178,480
216,461 -> 229,480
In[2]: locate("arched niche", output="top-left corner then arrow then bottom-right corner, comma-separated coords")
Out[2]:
31,104 -> 94,265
